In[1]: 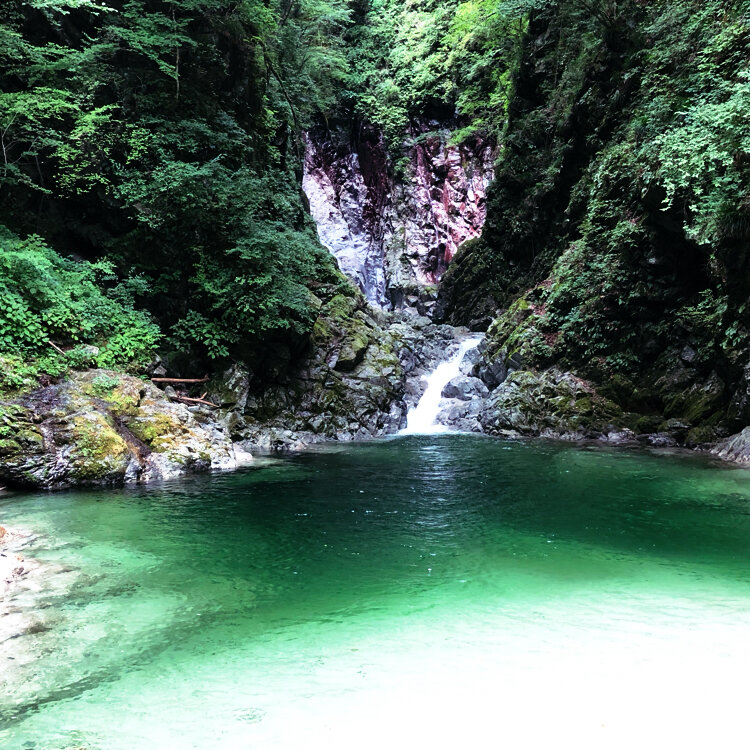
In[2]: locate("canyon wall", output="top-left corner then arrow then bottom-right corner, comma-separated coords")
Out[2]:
302,121 -> 494,314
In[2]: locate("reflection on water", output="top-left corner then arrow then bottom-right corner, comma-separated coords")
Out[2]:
2,436 -> 750,748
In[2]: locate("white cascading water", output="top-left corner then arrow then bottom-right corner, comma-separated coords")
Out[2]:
401,337 -> 482,435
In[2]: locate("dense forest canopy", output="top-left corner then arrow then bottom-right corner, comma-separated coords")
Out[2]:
0,0 -> 539,384
1,0 -> 750,437
0,0 -> 353,381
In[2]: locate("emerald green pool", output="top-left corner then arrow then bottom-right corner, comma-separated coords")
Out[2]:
2,435 -> 750,748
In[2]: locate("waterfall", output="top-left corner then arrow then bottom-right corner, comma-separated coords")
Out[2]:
401,337 -> 482,435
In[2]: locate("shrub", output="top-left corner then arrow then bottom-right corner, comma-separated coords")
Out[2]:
0,227 -> 160,376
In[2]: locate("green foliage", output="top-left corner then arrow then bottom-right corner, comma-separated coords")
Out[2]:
0,228 -> 160,374
344,0 -> 546,151
0,0 -> 348,369
91,373 -> 122,395
0,353 -> 66,392
443,0 -> 750,394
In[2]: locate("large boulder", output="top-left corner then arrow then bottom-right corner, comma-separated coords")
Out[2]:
442,376 -> 489,401
478,368 -> 625,440
0,371 -> 252,490
712,428 -> 750,465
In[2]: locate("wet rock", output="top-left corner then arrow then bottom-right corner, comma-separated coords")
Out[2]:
459,345 -> 482,375
642,433 -> 680,448
661,371 -> 725,425
334,323 -> 370,372
680,345 -> 698,364
478,369 -> 625,440
210,364 -> 251,411
726,363 -> 750,426
437,398 -> 485,433
442,376 -> 489,401
476,357 -> 508,389
712,428 -> 750,465
601,429 -> 638,445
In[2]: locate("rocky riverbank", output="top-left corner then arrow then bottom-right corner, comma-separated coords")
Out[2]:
3,306 -> 750,491
0,370 -> 253,490
0,292 -> 473,489
427,336 -> 750,467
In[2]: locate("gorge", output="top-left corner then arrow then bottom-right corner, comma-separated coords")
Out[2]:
2,1 -> 750,746
2,0 -> 750,489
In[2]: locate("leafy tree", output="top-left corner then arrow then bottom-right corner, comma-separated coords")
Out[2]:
0,0 -> 351,369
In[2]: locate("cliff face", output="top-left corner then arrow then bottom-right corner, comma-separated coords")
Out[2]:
303,121 -> 494,313
436,0 -> 750,449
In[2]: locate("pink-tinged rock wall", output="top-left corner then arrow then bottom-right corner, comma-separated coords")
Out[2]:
303,122 -> 495,313
394,125 -> 494,283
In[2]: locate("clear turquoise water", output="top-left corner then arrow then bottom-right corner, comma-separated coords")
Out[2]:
2,435 -> 750,748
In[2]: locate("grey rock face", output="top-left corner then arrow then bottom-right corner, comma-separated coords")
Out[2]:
436,397 -> 485,433
211,364 -> 251,411
712,428 -> 750,464
475,369 -> 626,440
442,376 -> 489,401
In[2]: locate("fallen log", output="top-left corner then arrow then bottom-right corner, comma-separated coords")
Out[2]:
151,376 -> 209,384
169,394 -> 219,408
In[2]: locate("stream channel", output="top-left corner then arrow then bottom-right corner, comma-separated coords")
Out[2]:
3,429 -> 750,748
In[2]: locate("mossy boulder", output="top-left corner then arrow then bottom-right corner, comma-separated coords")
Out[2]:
0,370 -> 250,490
479,368 -> 626,439
67,412 -> 131,482
661,372 -> 725,426
239,302 -> 417,449
334,317 -> 372,371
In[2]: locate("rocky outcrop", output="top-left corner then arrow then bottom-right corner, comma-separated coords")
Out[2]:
474,368 -> 628,440
303,122 -> 494,314
0,371 -> 252,490
712,429 -> 750,465
223,293 -> 467,450
302,129 -> 389,307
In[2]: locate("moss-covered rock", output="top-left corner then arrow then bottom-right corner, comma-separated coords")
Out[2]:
479,368 -> 626,439
67,412 -> 131,482
0,370 -> 251,490
335,318 -> 372,371
237,304 -> 465,450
